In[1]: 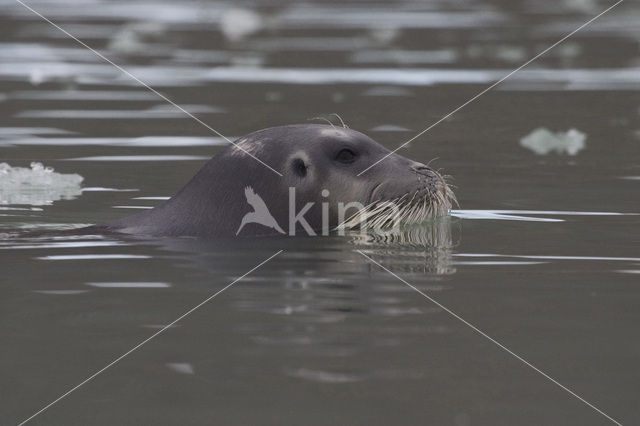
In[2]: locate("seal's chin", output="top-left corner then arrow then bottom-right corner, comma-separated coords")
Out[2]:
339,177 -> 456,230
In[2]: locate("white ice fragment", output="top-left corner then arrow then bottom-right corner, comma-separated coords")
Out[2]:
0,162 -> 83,205
38,254 -> 150,260
86,282 -> 170,288
82,187 -> 139,192
368,27 -> 399,45
617,270 -> 640,274
166,362 -> 195,375
220,9 -> 262,42
369,124 -> 410,132
66,155 -> 208,161
362,86 -> 414,97
29,68 -> 44,85
33,290 -> 90,295
519,127 -> 586,155
108,21 -> 167,55
285,368 -> 363,383
564,0 -> 600,13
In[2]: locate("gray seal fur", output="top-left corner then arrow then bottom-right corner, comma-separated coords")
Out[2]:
99,124 -> 453,237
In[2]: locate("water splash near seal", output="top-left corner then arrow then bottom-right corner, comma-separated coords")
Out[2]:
0,162 -> 83,205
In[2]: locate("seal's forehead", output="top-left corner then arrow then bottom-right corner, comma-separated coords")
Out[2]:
229,136 -> 265,157
317,127 -> 356,140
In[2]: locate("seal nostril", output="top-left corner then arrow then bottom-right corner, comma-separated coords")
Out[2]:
411,163 -> 434,176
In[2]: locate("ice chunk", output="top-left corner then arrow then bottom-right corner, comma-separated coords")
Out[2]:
220,9 -> 262,42
285,368 -> 363,383
86,282 -> 170,288
519,127 -> 586,155
369,124 -> 411,132
108,21 -> 167,55
564,0 -> 599,13
0,162 -> 83,205
166,362 -> 195,375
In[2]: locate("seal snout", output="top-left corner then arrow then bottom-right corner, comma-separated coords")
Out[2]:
410,162 -> 447,196
410,163 -> 433,174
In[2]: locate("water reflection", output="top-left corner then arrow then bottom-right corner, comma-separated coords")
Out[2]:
348,219 -> 458,275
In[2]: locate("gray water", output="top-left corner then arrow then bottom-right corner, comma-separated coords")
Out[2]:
1,0 -> 639,425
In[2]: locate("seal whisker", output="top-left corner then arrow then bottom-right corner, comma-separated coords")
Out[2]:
308,116 -> 336,129
339,185 -> 454,231
330,113 -> 348,129
426,157 -> 440,168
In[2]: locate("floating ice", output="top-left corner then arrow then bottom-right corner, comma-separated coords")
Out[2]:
82,187 -> 138,192
66,155 -> 208,161
249,36 -> 370,52
166,362 -> 195,375
220,8 -> 263,42
0,241 -> 130,250
564,0 -> 600,13
368,27 -> 400,45
285,368 -> 363,383
277,8 -> 505,29
0,136 -> 227,147
17,104 -> 223,119
352,49 -> 457,65
362,86 -> 414,97
38,254 -> 151,260
86,282 -> 171,288
0,127 -> 75,136
11,90 -> 158,101
453,261 -> 544,266
369,124 -> 411,132
466,44 -> 526,64
0,162 -> 83,205
519,127 -> 586,155
108,21 -> 167,56
4,63 -> 639,89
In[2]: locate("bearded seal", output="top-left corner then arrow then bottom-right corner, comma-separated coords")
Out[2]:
99,124 -> 455,237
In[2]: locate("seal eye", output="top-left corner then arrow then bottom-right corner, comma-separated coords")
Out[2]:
335,148 -> 357,164
292,158 -> 307,178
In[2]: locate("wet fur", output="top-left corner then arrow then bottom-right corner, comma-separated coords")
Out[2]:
95,124 -> 454,238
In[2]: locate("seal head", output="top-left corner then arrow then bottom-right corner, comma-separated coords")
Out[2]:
103,124 -> 454,237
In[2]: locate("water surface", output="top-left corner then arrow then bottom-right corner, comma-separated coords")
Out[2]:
1,0 -> 639,425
